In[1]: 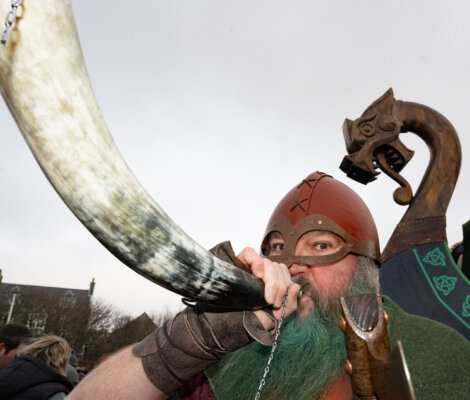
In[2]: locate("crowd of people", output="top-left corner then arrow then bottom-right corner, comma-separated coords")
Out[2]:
0,323 -> 83,399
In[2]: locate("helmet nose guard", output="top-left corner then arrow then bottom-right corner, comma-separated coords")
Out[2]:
261,172 -> 380,264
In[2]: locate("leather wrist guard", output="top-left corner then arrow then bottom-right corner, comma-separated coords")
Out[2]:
132,240 -> 276,394
132,303 -> 277,394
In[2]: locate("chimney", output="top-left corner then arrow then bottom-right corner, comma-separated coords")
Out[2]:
88,278 -> 95,298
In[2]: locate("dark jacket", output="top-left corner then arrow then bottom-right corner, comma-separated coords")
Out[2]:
0,355 -> 72,400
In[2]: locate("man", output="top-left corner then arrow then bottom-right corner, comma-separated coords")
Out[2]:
69,172 -> 470,399
0,323 -> 32,370
67,350 -> 80,387
451,219 -> 469,278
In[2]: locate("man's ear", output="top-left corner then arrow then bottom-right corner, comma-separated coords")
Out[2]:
0,343 -> 6,356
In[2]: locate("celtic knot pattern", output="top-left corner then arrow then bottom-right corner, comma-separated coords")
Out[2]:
463,296 -> 470,318
422,248 -> 446,266
433,276 -> 457,296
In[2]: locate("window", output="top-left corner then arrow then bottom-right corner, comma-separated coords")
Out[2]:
59,290 -> 77,308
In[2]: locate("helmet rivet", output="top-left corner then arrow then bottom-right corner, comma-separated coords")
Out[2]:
384,311 -> 390,325
344,359 -> 353,375
318,220 -> 322,225
290,231 -> 294,236
338,316 -> 347,332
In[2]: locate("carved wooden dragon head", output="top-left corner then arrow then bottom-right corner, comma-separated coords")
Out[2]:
341,88 -> 461,261
341,89 -> 415,205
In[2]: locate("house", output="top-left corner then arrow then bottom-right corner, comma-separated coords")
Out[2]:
0,275 -> 95,336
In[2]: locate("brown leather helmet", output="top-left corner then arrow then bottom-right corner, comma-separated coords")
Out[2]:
261,172 -> 380,266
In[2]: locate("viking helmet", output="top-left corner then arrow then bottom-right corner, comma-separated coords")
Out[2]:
261,172 -> 380,266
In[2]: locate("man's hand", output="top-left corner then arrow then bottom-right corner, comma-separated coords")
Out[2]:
237,247 -> 300,326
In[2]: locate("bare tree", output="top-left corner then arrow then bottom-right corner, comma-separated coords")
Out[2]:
149,306 -> 177,328
0,284 -> 182,369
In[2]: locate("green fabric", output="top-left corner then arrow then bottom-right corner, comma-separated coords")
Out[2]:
384,296 -> 470,399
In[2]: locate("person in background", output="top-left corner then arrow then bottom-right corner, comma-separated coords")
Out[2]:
66,349 -> 80,387
451,219 -> 469,278
0,323 -> 32,370
451,241 -> 464,268
0,335 -> 73,400
76,366 -> 88,381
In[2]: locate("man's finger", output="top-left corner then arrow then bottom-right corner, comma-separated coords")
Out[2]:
272,282 -> 300,320
285,283 -> 300,313
262,260 -> 280,305
279,262 -> 291,285
272,263 -> 287,308
237,247 -> 264,278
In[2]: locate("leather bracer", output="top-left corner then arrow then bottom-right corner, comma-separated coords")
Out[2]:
132,241 -> 276,394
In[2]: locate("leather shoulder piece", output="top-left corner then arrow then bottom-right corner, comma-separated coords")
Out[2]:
209,241 -> 251,272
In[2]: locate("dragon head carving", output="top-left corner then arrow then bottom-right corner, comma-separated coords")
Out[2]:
340,89 -> 414,203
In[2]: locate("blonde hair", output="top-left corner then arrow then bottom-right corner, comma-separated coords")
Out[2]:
17,335 -> 71,375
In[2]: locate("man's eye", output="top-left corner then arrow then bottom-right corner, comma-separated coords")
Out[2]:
314,242 -> 330,251
272,243 -> 284,251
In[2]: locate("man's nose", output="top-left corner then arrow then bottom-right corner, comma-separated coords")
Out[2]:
289,263 -> 308,276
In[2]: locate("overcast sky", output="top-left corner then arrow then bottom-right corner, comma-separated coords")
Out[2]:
1,0 -> 469,318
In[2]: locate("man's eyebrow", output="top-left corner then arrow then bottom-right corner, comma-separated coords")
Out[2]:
314,233 -> 344,243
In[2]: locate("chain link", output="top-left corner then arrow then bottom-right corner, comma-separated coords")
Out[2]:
1,0 -> 23,46
254,281 -> 294,400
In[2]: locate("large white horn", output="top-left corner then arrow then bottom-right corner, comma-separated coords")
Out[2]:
0,0 -> 265,308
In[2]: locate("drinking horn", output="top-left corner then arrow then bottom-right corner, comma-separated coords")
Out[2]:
0,0 -> 265,308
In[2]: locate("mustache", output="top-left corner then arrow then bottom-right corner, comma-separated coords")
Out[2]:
291,275 -> 343,319
292,276 -> 316,299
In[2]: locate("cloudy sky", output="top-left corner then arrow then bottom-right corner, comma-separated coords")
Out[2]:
1,0 -> 469,318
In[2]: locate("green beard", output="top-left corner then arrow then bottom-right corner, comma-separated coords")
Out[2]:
206,257 -> 378,400
206,308 -> 346,399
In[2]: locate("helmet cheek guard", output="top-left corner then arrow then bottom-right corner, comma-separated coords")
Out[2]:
261,172 -> 380,265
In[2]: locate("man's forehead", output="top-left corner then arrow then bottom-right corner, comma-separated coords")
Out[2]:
301,230 -> 345,241
268,230 -> 345,242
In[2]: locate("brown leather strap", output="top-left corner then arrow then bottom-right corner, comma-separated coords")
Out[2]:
209,241 -> 251,272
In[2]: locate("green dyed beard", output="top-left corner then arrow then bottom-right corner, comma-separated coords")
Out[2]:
206,257 -> 378,400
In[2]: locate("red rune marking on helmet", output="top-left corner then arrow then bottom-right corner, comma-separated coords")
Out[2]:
262,172 -> 380,263
290,198 -> 308,212
297,178 -> 316,189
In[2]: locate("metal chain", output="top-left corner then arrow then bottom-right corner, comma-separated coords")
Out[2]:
1,0 -> 23,46
254,281 -> 294,400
